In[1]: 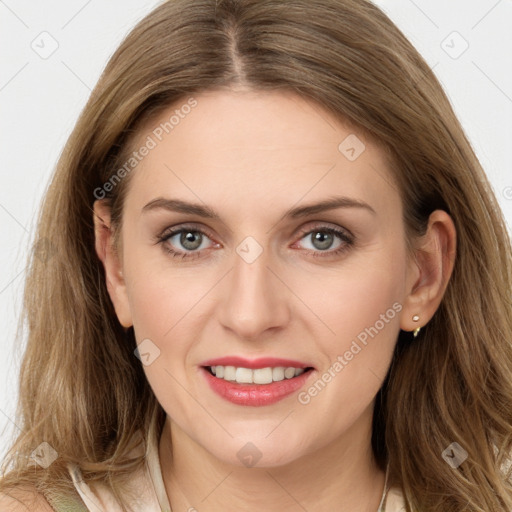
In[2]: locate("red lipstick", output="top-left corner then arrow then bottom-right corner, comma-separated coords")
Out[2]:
201,356 -> 312,369
199,356 -> 315,407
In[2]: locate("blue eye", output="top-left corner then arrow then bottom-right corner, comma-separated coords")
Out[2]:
156,224 -> 354,261
169,230 -> 208,251
294,227 -> 354,258
300,230 -> 342,251
158,227 -> 216,260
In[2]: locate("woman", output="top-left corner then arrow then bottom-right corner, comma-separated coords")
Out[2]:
1,0 -> 511,511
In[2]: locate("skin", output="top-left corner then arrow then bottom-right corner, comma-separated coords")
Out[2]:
94,88 -> 456,511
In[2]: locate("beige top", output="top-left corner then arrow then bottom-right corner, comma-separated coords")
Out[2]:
67,426 -> 171,512
66,427 -> 407,512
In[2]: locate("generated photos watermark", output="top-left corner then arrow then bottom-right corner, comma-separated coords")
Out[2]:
94,97 -> 198,200
298,302 -> 403,405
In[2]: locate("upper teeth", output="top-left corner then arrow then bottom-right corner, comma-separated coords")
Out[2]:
211,366 -> 305,384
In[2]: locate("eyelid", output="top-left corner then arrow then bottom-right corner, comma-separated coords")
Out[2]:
157,220 -> 354,259
158,221 -> 353,244
293,221 -> 354,241
157,222 -> 220,245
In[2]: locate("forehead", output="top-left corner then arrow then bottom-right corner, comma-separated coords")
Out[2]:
124,89 -> 400,220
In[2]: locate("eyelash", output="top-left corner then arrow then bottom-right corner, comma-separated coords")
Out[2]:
156,223 -> 354,261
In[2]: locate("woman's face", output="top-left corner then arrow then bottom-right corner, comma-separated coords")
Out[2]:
110,89 -> 417,467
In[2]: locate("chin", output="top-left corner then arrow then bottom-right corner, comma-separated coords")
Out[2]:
197,428 -> 311,469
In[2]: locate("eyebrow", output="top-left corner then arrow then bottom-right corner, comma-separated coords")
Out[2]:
142,196 -> 376,219
142,196 -> 377,224
142,197 -> 376,220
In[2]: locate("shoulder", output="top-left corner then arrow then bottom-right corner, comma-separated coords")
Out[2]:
0,489 -> 54,511
383,485 -> 407,512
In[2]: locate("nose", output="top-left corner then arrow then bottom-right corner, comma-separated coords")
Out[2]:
216,245 -> 291,341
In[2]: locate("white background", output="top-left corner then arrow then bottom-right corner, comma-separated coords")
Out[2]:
1,0 -> 511,459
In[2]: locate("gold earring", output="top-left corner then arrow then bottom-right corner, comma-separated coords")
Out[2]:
412,315 -> 421,338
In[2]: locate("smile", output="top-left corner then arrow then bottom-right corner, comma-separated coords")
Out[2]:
208,365 -> 307,384
200,357 -> 315,406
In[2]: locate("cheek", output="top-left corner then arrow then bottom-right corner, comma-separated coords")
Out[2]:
122,244 -> 213,386
334,271 -> 402,338
126,275 -> 173,341
304,249 -> 405,338
123,257 -> 206,426
122,238 -> 201,339
298,246 -> 406,395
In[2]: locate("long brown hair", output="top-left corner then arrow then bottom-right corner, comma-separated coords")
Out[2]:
1,1 -> 511,510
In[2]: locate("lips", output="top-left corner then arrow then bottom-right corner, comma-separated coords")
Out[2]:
200,356 -> 313,369
200,356 -> 315,407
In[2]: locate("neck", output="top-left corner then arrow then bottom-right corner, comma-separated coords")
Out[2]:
159,406 -> 387,512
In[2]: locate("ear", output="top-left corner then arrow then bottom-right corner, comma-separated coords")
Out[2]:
93,200 -> 133,328
400,210 -> 457,333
